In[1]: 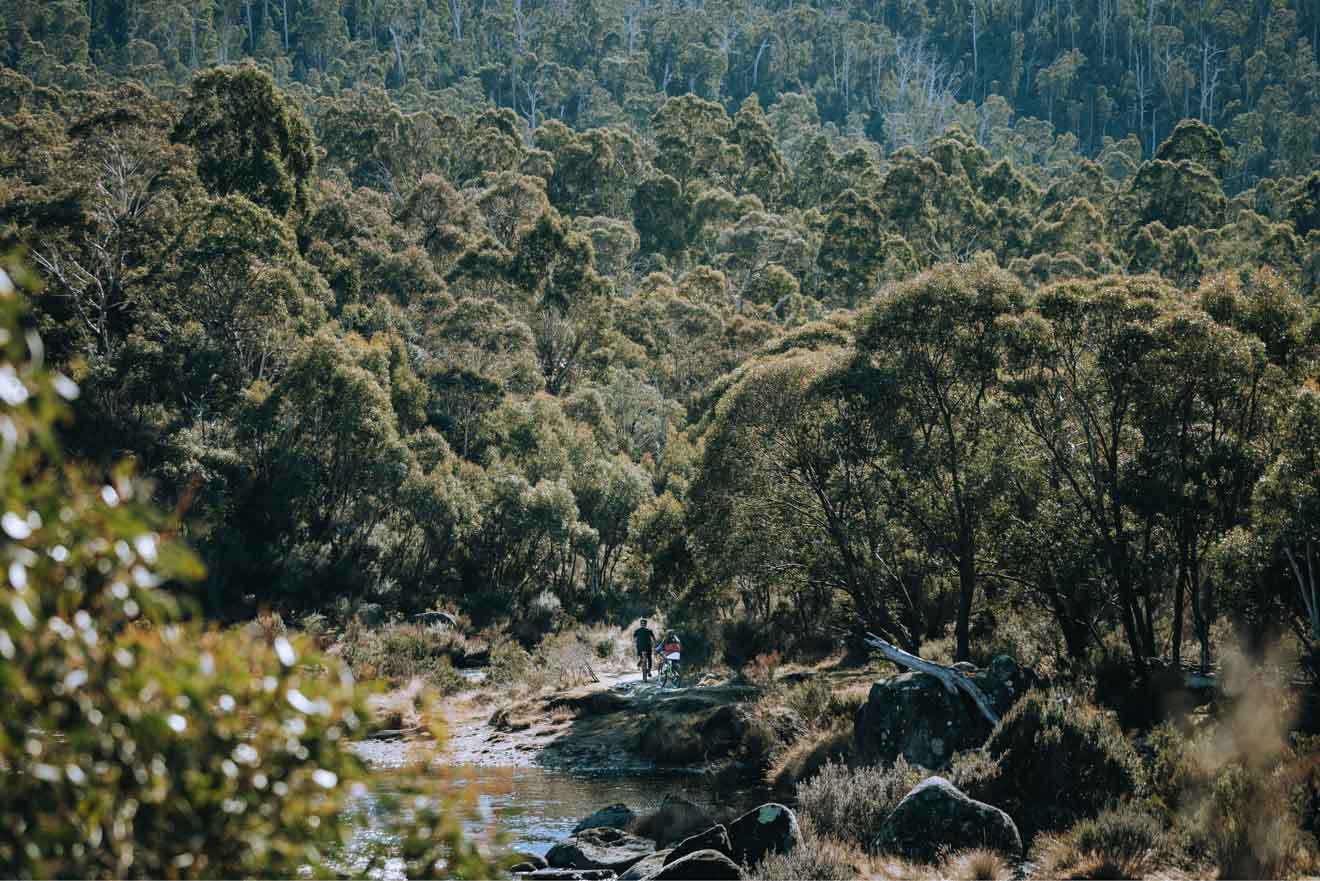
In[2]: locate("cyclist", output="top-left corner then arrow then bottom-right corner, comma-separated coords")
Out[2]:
656,631 -> 682,685
634,618 -> 656,680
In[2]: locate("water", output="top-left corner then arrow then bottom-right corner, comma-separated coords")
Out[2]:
340,761 -> 769,876
340,755 -> 770,877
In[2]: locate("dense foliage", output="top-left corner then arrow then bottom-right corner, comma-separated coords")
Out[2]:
2,0 -> 1319,676
0,262 -> 492,878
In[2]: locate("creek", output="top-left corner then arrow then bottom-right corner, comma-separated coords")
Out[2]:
339,749 -> 770,877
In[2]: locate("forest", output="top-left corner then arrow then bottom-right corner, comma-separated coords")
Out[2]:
2,0 -> 1320,877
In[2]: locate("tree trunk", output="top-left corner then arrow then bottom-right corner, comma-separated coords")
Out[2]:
955,546 -> 975,662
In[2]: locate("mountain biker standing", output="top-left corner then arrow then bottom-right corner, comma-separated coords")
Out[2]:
634,618 -> 656,680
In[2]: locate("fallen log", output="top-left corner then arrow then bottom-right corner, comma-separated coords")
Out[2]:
863,632 -> 1000,727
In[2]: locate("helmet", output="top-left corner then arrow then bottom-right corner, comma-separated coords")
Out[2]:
640,618 -> 648,625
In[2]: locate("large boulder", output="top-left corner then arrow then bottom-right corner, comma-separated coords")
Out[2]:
574,804 -> 637,834
726,803 -> 801,866
855,658 -> 1041,770
646,850 -> 742,880
634,795 -> 716,847
854,672 -> 989,769
546,826 -> 655,872
663,825 -> 731,865
873,776 -> 1022,863
515,871 -> 616,881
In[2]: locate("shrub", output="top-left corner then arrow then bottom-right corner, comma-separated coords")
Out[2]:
947,749 -> 1001,794
974,689 -> 1145,840
1145,721 -> 1196,815
0,264 -> 490,878
1194,761 -> 1308,880
770,722 -> 853,795
722,618 -> 773,670
339,622 -> 467,692
752,828 -> 875,880
796,758 -> 923,849
782,678 -> 833,723
1039,803 -> 1174,880
488,637 -> 535,686
747,650 -> 782,687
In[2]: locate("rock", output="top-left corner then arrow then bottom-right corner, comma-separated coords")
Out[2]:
618,850 -> 671,880
726,803 -> 801,866
663,825 -> 731,865
873,776 -> 1022,863
635,795 -> 716,847
513,853 -> 550,871
699,705 -> 751,758
546,827 -> 655,873
574,804 -> 638,834
972,655 -> 1042,718
414,610 -> 458,629
645,850 -> 742,880
854,671 -> 994,769
515,871 -> 617,881
356,603 -> 384,627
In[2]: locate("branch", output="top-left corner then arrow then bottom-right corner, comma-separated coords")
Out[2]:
863,632 -> 999,726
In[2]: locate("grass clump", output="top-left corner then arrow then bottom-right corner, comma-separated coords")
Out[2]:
937,848 -> 1012,880
796,758 -> 923,850
1038,803 -> 1175,880
974,689 -> 1144,840
752,828 -> 877,880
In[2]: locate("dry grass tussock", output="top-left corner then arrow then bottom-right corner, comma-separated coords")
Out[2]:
753,827 -> 1011,881
795,758 -> 924,850
1035,804 -> 1177,880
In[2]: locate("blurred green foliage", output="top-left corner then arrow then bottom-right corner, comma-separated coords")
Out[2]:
0,260 -> 494,879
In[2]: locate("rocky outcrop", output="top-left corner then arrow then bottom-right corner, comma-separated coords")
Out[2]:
545,826 -> 655,873
873,776 -> 1022,862
646,850 -> 743,880
663,825 -> 731,865
726,803 -> 801,866
515,871 -> 617,881
574,804 -> 637,834
854,656 -> 1039,769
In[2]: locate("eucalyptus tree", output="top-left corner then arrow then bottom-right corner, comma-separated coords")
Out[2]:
172,65 -> 316,217
851,259 -> 1025,661
1002,275 -> 1181,670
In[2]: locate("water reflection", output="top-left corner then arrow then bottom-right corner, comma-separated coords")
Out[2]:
339,761 -> 770,877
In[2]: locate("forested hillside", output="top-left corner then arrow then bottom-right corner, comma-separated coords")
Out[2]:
7,0 -> 1320,184
2,0 -> 1319,678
